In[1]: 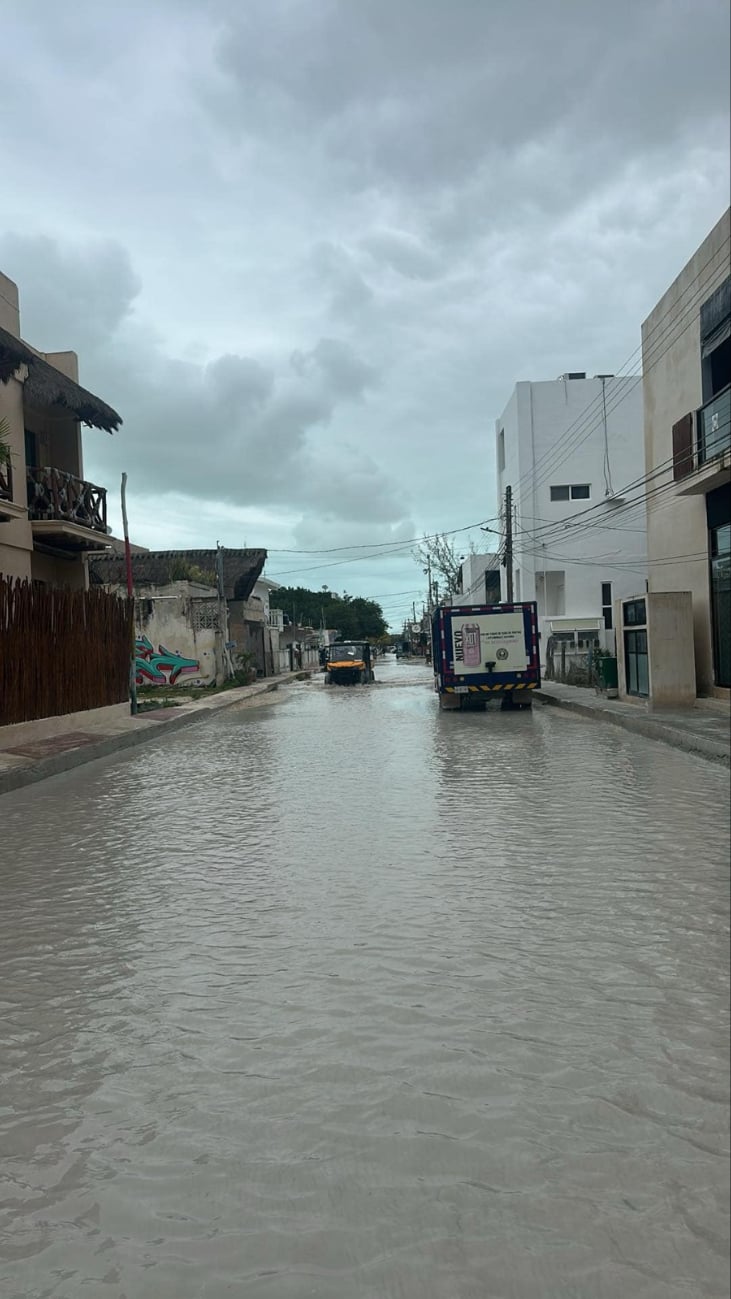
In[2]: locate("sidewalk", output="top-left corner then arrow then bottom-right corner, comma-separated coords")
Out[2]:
535,682 -> 730,766
0,673 -> 309,797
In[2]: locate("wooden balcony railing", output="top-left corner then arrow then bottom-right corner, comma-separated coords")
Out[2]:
0,457 -> 12,504
27,465 -> 108,533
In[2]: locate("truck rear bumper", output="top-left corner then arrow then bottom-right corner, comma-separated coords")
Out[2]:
442,682 -> 539,696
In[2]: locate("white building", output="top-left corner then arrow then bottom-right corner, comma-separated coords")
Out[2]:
495,373 -> 647,658
448,552 -> 501,605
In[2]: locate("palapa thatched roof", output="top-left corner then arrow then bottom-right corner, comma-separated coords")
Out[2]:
90,548 -> 267,601
0,325 -> 122,433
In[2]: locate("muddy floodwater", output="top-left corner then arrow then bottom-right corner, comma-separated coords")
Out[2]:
1,660 -> 729,1298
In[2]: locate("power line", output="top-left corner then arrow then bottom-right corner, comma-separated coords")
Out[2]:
513,410 -> 729,550
265,515 -> 500,558
507,235 -> 730,502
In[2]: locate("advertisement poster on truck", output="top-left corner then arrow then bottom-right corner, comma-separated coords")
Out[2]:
449,610 -> 529,674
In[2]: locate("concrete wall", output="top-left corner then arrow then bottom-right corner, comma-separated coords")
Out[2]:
0,272 -> 89,586
496,374 -> 647,651
129,583 -> 220,687
642,208 -> 730,696
31,550 -> 88,590
0,271 -> 20,335
616,591 -> 696,707
0,365 -> 33,578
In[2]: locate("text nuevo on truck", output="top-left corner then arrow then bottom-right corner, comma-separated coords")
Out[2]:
431,602 -> 541,711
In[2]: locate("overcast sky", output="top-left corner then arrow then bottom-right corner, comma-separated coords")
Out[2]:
2,0 -> 729,627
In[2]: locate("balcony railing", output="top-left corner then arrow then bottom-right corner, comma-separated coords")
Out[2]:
698,385 -> 731,466
27,465 -> 107,534
0,457 -> 12,504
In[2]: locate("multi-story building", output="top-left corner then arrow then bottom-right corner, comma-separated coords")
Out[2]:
636,207 -> 730,699
495,373 -> 647,657
449,552 -> 501,605
0,270 -> 121,588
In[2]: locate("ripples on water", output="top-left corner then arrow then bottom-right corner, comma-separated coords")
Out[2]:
1,661 -> 729,1298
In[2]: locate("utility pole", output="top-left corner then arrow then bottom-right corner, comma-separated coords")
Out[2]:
120,473 -> 137,715
426,556 -> 432,612
504,484 -> 514,603
216,542 -> 233,682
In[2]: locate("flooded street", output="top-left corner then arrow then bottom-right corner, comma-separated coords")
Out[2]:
1,658 -> 729,1299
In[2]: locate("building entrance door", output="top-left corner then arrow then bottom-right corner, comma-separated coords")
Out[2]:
623,598 -> 649,697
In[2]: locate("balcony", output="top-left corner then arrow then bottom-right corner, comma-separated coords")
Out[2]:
27,465 -> 109,551
698,385 -> 731,465
672,388 -> 731,498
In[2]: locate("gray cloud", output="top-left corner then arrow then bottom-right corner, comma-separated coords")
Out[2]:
309,242 -> 375,319
361,229 -> 441,281
291,338 -> 377,399
212,0 -> 729,193
0,232 -> 410,536
1,0 -> 728,623
0,234 -> 141,354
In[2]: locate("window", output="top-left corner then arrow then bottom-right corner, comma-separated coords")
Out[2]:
601,582 -> 613,631
498,429 -> 505,472
624,598 -> 646,627
550,483 -> 591,501
192,600 -> 220,631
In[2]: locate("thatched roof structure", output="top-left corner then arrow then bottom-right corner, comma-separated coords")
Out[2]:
0,325 -> 122,433
90,548 -> 267,601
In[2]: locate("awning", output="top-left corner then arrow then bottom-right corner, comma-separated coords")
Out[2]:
549,617 -> 601,632
0,325 -> 121,432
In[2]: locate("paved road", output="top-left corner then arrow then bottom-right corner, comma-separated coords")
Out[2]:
1,659 -> 729,1299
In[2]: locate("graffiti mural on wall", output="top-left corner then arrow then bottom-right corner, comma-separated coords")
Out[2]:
135,635 -> 202,686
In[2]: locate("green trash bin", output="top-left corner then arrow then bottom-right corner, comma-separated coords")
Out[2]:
598,655 -> 618,696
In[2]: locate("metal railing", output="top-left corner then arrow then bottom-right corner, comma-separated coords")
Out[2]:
698,385 -> 731,465
27,465 -> 107,533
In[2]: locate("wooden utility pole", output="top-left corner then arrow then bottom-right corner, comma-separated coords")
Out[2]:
504,484 -> 514,603
120,473 -> 137,715
216,542 -> 234,681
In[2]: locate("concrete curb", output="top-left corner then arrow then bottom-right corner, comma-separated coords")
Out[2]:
534,689 -> 730,767
0,676 -> 306,797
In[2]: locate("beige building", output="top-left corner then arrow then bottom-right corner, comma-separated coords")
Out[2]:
635,208 -> 730,700
0,270 -> 121,588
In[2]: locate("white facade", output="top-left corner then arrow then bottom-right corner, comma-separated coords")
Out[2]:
448,552 -> 501,606
495,374 -> 647,654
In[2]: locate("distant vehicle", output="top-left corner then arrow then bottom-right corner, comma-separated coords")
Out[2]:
325,642 -> 375,686
431,602 -> 540,711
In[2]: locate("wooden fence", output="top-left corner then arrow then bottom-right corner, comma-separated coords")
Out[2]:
0,577 -> 133,726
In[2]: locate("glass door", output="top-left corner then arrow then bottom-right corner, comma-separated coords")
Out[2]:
625,628 -> 649,696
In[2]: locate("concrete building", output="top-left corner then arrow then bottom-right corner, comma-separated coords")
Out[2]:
91,548 -> 268,684
637,207 -> 730,700
450,552 -> 501,606
0,270 -> 121,587
495,373 -> 647,659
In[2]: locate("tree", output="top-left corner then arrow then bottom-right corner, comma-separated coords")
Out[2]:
412,532 -> 462,599
269,585 -> 387,639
